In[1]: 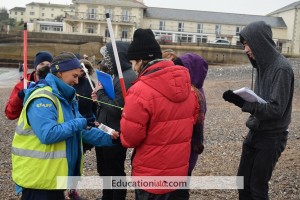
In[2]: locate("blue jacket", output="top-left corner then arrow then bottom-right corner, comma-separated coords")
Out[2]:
25,73 -> 114,176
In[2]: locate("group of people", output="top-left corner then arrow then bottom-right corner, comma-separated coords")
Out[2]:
4,20 -> 294,200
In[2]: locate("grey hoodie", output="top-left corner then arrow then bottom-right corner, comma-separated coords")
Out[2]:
240,21 -> 294,133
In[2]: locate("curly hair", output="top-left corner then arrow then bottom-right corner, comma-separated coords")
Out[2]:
80,59 -> 94,75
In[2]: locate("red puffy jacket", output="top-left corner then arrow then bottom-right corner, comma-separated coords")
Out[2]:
121,60 -> 199,194
5,71 -> 36,120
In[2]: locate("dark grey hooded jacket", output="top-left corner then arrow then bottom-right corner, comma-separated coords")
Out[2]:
240,21 -> 294,133
96,41 -> 137,131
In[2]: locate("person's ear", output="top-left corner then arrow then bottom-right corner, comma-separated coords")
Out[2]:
138,59 -> 143,65
137,60 -> 144,73
56,72 -> 62,79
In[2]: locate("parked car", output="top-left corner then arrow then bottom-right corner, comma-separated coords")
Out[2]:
209,39 -> 231,45
155,35 -> 172,43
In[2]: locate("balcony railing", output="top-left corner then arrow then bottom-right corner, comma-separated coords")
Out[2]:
64,11 -> 136,23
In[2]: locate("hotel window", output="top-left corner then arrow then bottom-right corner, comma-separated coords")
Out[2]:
178,22 -> 184,32
196,35 -> 207,43
176,34 -> 192,42
215,24 -> 221,36
53,26 -> 63,32
236,26 -> 241,36
41,25 -> 51,31
88,8 -> 96,19
30,12 -> 34,15
87,24 -> 94,33
197,23 -> 203,33
122,10 -> 129,22
122,27 -> 128,38
106,9 -> 113,20
72,25 -> 76,32
21,12 -> 23,15
42,13 -> 45,17
159,21 -> 165,31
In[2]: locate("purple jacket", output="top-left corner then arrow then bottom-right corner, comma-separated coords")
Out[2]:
177,53 -> 208,173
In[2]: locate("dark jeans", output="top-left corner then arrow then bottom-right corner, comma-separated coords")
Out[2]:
238,130 -> 288,200
95,144 -> 127,200
169,171 -> 192,200
135,189 -> 173,200
21,188 -> 65,200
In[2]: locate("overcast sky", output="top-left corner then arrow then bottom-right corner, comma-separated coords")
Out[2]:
1,0 -> 298,15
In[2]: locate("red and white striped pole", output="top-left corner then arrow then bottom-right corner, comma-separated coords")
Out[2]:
105,13 -> 127,100
23,22 -> 28,89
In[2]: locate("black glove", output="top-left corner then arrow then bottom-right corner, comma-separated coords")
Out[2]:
18,90 -> 25,100
86,117 -> 96,127
222,90 -> 245,108
193,143 -> 204,155
112,137 -> 121,144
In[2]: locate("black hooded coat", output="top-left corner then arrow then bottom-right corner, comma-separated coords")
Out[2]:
96,41 -> 137,131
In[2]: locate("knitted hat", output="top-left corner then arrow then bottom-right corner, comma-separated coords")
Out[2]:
50,52 -> 81,73
127,28 -> 162,60
33,51 -> 53,69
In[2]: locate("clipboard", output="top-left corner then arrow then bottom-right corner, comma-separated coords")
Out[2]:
96,70 -> 115,100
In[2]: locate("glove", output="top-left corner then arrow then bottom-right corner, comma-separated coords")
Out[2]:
222,90 -> 245,108
18,90 -> 25,100
193,143 -> 204,155
86,117 -> 96,127
112,137 -> 121,144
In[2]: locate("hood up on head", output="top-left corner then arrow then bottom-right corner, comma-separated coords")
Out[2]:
139,60 -> 191,103
103,41 -> 132,75
239,21 -> 280,70
178,53 -> 208,90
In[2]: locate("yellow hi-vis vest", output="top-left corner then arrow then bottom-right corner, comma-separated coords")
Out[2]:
12,86 -> 71,189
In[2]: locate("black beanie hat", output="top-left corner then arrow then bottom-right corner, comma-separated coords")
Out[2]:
34,51 -> 53,69
127,28 -> 162,60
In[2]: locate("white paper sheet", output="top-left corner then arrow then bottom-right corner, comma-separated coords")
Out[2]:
233,87 -> 267,104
